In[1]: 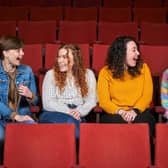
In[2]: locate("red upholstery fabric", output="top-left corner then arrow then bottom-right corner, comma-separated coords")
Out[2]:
29,6 -> 63,22
92,43 -> 109,76
22,44 -> 43,75
103,0 -> 132,7
18,21 -> 57,44
140,22 -> 168,45
0,21 -> 16,37
155,124 -> 168,167
58,20 -> 97,44
3,123 -> 76,168
0,7 -> 29,21
79,123 -> 151,168
45,43 -> 60,70
133,8 -> 167,24
133,0 -> 163,8
98,22 -> 138,44
99,7 -> 132,22
73,0 -> 101,7
64,7 -> 97,21
140,45 -> 168,76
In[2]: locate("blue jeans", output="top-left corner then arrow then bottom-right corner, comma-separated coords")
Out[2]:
39,111 -> 85,139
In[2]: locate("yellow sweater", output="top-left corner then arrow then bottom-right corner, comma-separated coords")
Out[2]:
97,63 -> 153,114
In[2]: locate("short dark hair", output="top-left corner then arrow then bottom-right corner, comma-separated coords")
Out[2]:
0,35 -> 24,59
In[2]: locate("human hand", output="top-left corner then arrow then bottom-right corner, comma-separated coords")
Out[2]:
118,109 -> 137,123
69,110 -> 81,120
18,84 -> 33,99
163,110 -> 168,119
14,114 -> 34,122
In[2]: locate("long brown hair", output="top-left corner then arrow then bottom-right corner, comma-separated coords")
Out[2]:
53,44 -> 88,97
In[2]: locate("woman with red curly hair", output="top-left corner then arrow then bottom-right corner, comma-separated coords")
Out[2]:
39,44 -> 97,138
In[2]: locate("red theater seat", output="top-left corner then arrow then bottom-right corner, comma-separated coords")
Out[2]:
79,123 -> 151,167
3,123 -> 76,168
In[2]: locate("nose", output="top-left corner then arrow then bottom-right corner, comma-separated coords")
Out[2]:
136,50 -> 140,56
57,56 -> 63,63
20,49 -> 24,56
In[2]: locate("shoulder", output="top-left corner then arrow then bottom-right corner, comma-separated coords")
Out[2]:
45,69 -> 54,78
46,69 -> 54,75
99,66 -> 111,76
141,63 -> 151,73
163,69 -> 168,75
17,64 -> 33,73
86,68 -> 95,75
85,68 -> 96,79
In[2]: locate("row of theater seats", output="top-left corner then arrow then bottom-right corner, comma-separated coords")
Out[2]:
21,43 -> 168,79
1,21 -> 168,45
0,6 -> 168,23
22,43 -> 167,121
0,0 -> 168,7
1,123 -> 168,167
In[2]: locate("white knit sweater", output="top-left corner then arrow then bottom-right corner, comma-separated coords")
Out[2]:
42,69 -> 97,117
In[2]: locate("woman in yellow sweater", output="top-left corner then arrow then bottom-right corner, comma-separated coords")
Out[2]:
97,36 -> 155,136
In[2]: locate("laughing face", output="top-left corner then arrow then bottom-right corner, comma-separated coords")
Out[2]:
57,48 -> 74,73
125,41 -> 140,68
3,48 -> 24,66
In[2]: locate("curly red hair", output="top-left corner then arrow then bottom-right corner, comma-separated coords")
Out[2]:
53,44 -> 88,97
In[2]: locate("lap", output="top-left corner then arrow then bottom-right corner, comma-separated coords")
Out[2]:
39,110 -> 80,124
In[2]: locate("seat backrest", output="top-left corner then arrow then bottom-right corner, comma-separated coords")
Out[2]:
133,8 -> 167,24
164,0 -> 168,7
22,43 -> 43,75
18,21 -> 57,44
133,0 -> 163,7
29,6 -> 63,21
79,123 -> 151,168
140,22 -> 168,45
103,0 -> 132,7
64,7 -> 97,21
155,124 -> 168,168
98,22 -> 138,44
45,43 -> 60,70
140,44 -> 168,106
0,21 -> 16,37
92,44 -> 109,76
0,7 -> 29,21
58,20 -> 97,44
99,7 -> 132,22
9,0 -> 42,6
140,44 -> 168,76
73,0 -> 101,7
4,123 -> 76,168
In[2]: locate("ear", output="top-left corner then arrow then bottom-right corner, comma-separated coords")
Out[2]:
2,50 -> 8,57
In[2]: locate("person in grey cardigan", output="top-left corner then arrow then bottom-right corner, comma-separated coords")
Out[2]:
39,44 -> 97,138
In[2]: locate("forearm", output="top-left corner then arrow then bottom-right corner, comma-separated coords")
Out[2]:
76,98 -> 97,117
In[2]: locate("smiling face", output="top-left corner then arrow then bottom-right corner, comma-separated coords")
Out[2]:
57,48 -> 74,73
125,41 -> 140,68
3,48 -> 24,66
